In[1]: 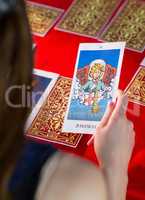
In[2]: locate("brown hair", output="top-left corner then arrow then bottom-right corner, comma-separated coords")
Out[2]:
0,0 -> 32,197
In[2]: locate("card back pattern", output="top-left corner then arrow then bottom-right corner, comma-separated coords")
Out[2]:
27,77 -> 82,147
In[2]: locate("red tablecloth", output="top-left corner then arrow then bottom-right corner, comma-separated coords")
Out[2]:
29,0 -> 145,199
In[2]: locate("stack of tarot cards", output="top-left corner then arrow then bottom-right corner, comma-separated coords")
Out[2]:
26,42 -> 126,147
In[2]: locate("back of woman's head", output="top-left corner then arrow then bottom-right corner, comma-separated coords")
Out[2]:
0,0 -> 33,195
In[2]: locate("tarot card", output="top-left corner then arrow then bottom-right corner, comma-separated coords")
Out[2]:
56,0 -> 122,38
63,42 -> 125,134
25,69 -> 59,130
101,0 -> 145,52
26,76 -> 82,148
125,57 -> 145,106
26,1 -> 63,37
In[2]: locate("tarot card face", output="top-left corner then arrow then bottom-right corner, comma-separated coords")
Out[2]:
56,0 -> 121,38
25,69 -> 59,130
26,1 -> 63,36
101,0 -> 145,52
63,42 -> 125,134
125,57 -> 145,106
26,77 -> 82,148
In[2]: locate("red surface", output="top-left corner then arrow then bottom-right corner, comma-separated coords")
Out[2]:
29,0 -> 145,199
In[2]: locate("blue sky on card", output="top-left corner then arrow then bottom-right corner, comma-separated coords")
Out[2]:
77,49 -> 120,69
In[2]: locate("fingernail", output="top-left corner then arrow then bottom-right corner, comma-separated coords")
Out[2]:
109,101 -> 114,106
108,100 -> 114,107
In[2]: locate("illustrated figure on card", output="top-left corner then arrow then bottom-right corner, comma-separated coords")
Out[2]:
74,59 -> 116,113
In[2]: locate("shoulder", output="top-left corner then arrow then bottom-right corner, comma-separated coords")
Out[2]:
35,152 -> 107,200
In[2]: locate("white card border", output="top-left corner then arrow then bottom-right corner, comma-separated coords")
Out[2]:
25,69 -> 59,131
32,43 -> 36,50
140,57 -> 145,67
27,1 -> 64,37
63,42 -> 126,134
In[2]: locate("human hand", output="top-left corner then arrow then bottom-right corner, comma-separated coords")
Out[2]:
94,90 -> 135,171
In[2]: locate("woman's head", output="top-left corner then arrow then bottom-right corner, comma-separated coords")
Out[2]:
0,0 -> 32,190
89,59 -> 106,81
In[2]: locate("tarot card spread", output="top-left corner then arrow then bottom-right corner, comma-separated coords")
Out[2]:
63,42 -> 125,134
101,0 -> 145,52
57,0 -> 121,37
125,58 -> 145,106
27,76 -> 82,148
26,1 -> 63,36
